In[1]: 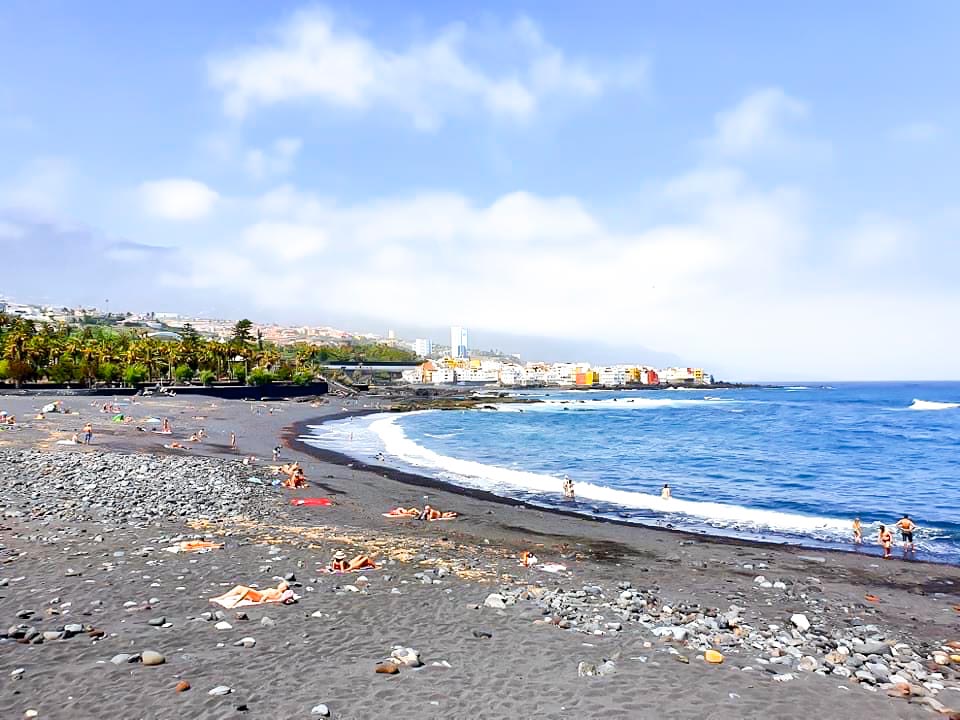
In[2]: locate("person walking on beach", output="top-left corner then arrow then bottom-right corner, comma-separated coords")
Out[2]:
82,422 -> 93,444
853,517 -> 862,544
562,474 -> 575,500
661,483 -> 672,500
896,514 -> 917,551
878,524 -> 893,558
272,445 -> 281,462
161,417 -> 171,433
229,432 -> 236,450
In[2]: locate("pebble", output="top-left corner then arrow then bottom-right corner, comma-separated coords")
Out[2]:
311,704 -> 330,716
148,617 -> 166,627
110,653 -> 138,665
215,621 -> 233,631
484,593 -> 507,609
391,647 -> 423,667
790,614 -> 810,632
260,617 -> 276,627
141,650 -> 166,666
234,637 -> 256,648
175,681 -> 191,693
375,663 -> 399,675
209,686 -> 233,696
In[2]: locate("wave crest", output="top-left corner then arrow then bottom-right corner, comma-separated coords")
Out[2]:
909,399 -> 960,411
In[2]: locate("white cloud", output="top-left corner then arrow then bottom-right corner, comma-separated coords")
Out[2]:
890,121 -> 943,143
139,179 -> 219,220
1,157 -> 74,215
208,10 -> 643,128
244,221 -> 326,260
244,137 -> 303,180
840,214 -> 906,266
710,87 -> 807,156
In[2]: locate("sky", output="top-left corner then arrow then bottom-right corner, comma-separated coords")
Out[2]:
1,1 -> 959,380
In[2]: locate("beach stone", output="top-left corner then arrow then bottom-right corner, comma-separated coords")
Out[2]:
148,617 -> 166,627
42,631 -> 64,641
260,616 -> 275,627
797,656 -> 818,672
484,593 -> 507,609
375,663 -> 399,675
111,653 -> 138,665
234,637 -> 256,648
577,662 -> 598,677
866,662 -> 890,683
175,681 -> 191,693
598,659 -> 617,676
932,651 -> 950,665
141,650 -> 165,666
214,621 -> 233,631
705,650 -> 724,664
209,685 -> 232,696
790,614 -> 810,632
853,640 -> 890,656
391,647 -> 422,667
311,705 -> 330,717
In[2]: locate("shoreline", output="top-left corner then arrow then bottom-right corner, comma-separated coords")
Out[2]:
288,409 -> 954,569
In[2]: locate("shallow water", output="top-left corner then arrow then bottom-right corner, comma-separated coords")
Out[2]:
303,382 -> 960,563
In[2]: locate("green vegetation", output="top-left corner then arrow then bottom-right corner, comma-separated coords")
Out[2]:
0,312 -> 417,387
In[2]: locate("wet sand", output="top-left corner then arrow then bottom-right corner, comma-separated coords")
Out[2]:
1,393 -> 959,719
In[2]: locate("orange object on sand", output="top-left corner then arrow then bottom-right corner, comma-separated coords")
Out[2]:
865,594 -> 879,603
704,650 -> 724,664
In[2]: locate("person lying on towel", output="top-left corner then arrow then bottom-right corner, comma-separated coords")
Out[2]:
328,550 -> 377,572
210,580 -> 296,608
382,506 -> 421,518
419,504 -> 458,521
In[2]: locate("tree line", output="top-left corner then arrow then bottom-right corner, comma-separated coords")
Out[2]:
0,314 -> 417,388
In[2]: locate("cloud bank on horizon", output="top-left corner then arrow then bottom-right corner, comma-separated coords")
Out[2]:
0,3 -> 958,380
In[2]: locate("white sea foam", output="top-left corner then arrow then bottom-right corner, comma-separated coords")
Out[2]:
368,415 -> 850,537
908,399 -> 960,411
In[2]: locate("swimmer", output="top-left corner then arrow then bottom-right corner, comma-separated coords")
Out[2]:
878,524 -> 893,558
562,474 -> 575,500
853,517 -> 862,544
661,483 -> 672,500
896,514 -> 917,551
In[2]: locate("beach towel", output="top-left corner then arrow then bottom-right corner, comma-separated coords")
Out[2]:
537,563 -> 568,573
290,498 -> 333,507
209,584 -> 298,609
164,541 -> 224,554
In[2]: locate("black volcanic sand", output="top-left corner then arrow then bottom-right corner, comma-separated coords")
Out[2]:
0,393 -> 959,719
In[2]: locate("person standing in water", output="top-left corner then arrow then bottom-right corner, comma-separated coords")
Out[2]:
878,525 -> 893,558
660,483 -> 672,500
896,514 -> 917,551
562,474 -> 575,500
853,517 -> 862,544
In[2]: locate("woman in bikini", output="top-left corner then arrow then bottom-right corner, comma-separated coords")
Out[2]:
328,550 -> 376,572
878,525 -> 893,558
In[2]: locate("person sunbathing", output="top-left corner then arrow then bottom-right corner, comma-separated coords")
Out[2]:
328,550 -> 377,572
383,506 -> 420,518
282,467 -> 308,488
212,580 -> 295,607
419,504 -> 458,521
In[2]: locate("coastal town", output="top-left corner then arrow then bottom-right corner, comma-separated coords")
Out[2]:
0,297 -> 715,389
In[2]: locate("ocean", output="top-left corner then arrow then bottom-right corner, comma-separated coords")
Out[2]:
302,382 -> 960,564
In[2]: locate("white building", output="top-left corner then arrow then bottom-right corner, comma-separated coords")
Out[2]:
414,338 -> 433,357
431,367 -> 457,384
598,366 -> 629,387
450,326 -> 468,358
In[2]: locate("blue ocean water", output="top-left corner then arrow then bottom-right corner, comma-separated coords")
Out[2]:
303,383 -> 960,563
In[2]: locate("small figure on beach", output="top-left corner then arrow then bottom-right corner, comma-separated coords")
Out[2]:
418,504 -> 458,521
562,474 -> 575,500
878,524 -> 893,558
896,514 -> 917,550
661,483 -> 672,500
272,445 -> 281,462
161,417 -> 171,433
82,422 -> 93,444
329,550 -> 377,572
853,517 -> 862,544
197,428 -> 206,442
229,431 -> 236,449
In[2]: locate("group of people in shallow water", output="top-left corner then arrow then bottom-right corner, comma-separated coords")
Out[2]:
855,514 -> 919,558
561,475 -> 673,502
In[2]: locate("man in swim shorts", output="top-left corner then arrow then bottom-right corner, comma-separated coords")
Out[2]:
896,514 -> 917,550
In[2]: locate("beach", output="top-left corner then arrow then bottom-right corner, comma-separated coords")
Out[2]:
1,393 -> 959,719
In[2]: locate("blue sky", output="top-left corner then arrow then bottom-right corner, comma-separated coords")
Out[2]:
1,1 -> 958,379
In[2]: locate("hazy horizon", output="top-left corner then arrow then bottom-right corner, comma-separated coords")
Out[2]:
2,2 -> 959,381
